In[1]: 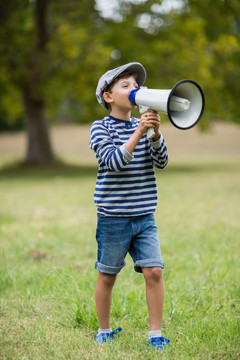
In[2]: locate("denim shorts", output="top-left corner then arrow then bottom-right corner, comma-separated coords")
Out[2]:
95,213 -> 164,274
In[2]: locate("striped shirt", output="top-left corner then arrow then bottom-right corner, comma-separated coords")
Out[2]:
89,115 -> 168,217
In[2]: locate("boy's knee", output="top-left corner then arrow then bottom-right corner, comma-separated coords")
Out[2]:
143,267 -> 163,283
99,272 -> 117,287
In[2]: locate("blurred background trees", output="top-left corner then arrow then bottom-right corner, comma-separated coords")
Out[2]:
0,0 -> 239,163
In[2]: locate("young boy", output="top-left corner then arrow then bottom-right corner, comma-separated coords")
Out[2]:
89,62 -> 170,351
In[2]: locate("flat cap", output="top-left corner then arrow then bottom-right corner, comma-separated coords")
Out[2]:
96,62 -> 146,109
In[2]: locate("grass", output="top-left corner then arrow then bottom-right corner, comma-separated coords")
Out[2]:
0,160 -> 239,360
1,120 -> 240,359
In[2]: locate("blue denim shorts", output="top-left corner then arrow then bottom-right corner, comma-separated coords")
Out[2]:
95,213 -> 164,274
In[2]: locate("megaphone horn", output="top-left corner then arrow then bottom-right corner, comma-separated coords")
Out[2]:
129,79 -> 205,139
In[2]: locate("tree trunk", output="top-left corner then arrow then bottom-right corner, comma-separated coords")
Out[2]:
22,87 -> 54,164
21,0 -> 55,164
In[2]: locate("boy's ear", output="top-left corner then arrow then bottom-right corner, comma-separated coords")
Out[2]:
103,91 -> 113,105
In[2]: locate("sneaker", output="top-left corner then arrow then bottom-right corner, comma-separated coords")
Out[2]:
95,327 -> 122,344
148,336 -> 170,351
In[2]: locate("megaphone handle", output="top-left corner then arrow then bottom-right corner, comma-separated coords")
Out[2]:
146,128 -> 155,140
139,105 -> 155,140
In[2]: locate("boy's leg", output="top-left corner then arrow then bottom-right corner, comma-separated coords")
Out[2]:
95,271 -> 117,329
142,267 -> 164,331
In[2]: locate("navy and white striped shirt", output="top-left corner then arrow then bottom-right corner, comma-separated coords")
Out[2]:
89,115 -> 168,217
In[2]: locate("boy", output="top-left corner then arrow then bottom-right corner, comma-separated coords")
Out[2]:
89,62 -> 170,351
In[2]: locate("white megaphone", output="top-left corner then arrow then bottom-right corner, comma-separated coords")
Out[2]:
129,79 -> 205,139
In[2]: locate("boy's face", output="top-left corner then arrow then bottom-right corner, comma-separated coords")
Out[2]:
103,75 -> 139,111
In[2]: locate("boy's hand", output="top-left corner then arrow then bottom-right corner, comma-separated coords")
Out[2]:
126,110 -> 161,154
138,110 -> 161,141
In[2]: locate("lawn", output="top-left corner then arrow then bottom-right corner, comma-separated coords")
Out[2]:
0,124 -> 239,359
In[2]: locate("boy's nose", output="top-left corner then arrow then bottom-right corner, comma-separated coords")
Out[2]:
129,85 -> 137,93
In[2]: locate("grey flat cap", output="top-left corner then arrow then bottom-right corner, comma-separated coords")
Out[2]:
96,62 -> 146,109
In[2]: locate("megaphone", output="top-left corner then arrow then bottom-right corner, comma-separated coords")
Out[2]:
129,79 -> 205,139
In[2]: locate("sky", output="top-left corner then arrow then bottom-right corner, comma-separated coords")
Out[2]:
95,0 -> 184,22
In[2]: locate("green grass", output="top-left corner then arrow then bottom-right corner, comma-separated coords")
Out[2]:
0,162 -> 239,359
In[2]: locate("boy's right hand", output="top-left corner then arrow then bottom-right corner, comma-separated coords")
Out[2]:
138,110 -> 161,135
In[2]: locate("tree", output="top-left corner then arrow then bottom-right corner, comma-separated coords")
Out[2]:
0,0 -> 109,163
1,0 -> 239,164
188,0 -> 240,123
96,0 -> 240,126
1,0 -> 54,163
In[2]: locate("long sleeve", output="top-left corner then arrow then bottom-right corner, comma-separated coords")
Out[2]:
90,120 -> 133,172
150,136 -> 169,169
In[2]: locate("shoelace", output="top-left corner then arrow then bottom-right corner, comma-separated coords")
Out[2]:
109,327 -> 122,341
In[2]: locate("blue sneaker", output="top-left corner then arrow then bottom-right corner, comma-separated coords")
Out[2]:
148,336 -> 170,351
95,327 -> 122,344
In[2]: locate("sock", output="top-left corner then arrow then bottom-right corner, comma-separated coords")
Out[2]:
148,330 -> 162,339
98,328 -> 112,334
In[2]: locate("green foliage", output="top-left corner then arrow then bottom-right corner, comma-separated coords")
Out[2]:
0,69 -> 24,130
187,0 -> 240,123
0,0 -> 240,130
